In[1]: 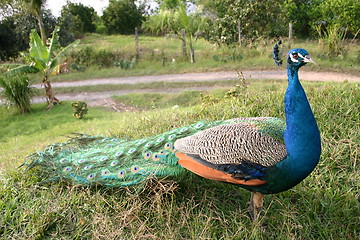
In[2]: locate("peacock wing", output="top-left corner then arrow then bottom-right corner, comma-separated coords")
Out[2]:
174,117 -> 287,184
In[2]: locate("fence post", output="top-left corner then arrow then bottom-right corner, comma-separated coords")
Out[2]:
288,22 -> 293,48
135,27 -> 139,59
238,20 -> 242,46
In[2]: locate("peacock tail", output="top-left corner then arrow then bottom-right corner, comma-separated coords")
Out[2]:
27,117 -> 286,188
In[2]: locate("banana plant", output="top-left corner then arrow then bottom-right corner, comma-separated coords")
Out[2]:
2,26 -> 79,109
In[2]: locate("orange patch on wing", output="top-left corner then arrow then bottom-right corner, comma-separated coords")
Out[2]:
176,152 -> 266,186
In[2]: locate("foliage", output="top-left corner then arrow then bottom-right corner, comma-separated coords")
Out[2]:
310,0 -> 360,38
1,26 -> 79,109
0,18 -> 20,61
0,9 -> 57,61
69,47 -> 126,68
59,2 -> 97,37
113,58 -> 137,70
143,3 -> 205,63
282,0 -> 313,38
22,0 -> 48,44
2,27 -> 79,78
317,24 -> 348,58
201,0 -> 286,45
155,0 -> 189,9
102,0 -> 145,34
0,74 -> 34,114
70,63 -> 86,72
71,101 -> 88,119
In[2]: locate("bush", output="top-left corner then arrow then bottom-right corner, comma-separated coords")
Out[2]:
70,47 -> 126,68
71,101 -> 88,119
0,74 -> 35,114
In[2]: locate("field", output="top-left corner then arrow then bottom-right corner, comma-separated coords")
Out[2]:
0,34 -> 359,239
1,79 -> 359,239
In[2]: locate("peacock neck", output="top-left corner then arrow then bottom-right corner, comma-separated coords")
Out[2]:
280,65 -> 321,182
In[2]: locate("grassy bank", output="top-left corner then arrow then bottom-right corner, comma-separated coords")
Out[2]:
0,80 -> 359,239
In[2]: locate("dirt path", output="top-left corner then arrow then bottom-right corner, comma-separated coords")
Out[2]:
30,70 -> 359,109
34,70 -> 360,89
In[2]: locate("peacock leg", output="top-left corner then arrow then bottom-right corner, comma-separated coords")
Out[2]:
249,192 -> 264,222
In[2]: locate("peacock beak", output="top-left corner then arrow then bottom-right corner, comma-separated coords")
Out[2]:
303,55 -> 316,64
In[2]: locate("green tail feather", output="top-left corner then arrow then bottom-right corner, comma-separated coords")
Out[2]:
26,118 -> 285,187
27,120 -> 223,187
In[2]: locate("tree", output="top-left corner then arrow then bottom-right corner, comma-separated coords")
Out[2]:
0,8 -> 57,61
2,27 -> 79,110
23,0 -> 48,44
283,0 -> 313,38
59,2 -> 97,37
174,4 -> 205,63
102,0 -> 145,34
309,0 -> 360,38
200,0 -> 287,45
143,3 -> 205,63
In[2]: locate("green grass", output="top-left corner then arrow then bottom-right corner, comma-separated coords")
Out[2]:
0,81 -> 359,239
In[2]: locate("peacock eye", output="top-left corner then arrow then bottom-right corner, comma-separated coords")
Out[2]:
292,53 -> 299,59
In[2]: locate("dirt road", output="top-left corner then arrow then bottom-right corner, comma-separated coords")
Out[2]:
34,70 -> 360,89
31,70 -> 359,108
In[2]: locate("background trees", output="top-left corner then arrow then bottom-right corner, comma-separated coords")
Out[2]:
59,2 -> 97,38
0,0 -> 358,62
102,0 -> 145,34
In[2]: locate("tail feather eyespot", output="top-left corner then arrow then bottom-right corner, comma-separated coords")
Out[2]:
152,154 -> 160,161
164,142 -> 172,150
143,151 -> 152,160
131,166 -> 140,173
87,173 -> 96,180
118,170 -> 125,178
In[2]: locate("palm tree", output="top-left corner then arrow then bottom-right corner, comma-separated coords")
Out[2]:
143,4 -> 205,63
2,27 -> 79,109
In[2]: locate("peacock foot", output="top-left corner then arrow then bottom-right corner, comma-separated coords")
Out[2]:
248,192 -> 264,222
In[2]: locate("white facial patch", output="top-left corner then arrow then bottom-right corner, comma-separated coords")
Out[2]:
290,53 -> 299,62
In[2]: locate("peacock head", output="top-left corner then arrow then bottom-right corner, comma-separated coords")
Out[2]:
287,48 -> 315,69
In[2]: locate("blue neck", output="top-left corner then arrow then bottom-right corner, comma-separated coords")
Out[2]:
279,65 -> 321,182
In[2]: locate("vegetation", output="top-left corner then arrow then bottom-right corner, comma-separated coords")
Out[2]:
71,101 -> 88,119
2,27 -> 79,109
58,2 -> 97,38
101,0 -> 145,35
23,0 -> 47,44
0,80 -> 359,239
0,74 -> 35,114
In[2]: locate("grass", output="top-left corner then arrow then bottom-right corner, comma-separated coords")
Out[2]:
0,79 -> 359,239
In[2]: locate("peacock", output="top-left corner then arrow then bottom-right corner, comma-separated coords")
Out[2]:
26,47 -> 321,221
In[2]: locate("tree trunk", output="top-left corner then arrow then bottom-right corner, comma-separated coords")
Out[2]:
238,20 -> 242,46
36,9 -> 47,45
190,46 -> 195,63
181,29 -> 187,57
43,76 -> 59,110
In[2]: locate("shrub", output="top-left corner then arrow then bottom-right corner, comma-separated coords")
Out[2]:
70,47 -> 126,68
0,74 -> 35,114
71,101 -> 88,119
